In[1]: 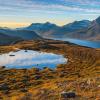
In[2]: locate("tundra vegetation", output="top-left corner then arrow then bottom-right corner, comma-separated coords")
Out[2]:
0,39 -> 100,100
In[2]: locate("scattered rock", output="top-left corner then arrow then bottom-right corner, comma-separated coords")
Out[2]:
0,83 -> 9,90
34,75 -> 42,80
61,91 -> 76,98
20,88 -> 28,92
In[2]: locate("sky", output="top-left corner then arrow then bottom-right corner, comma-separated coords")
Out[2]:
0,0 -> 100,28
0,50 -> 67,68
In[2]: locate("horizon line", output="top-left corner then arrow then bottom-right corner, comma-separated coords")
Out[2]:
0,16 -> 99,29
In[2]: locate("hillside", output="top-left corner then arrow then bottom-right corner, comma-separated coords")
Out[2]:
0,39 -> 100,99
0,28 -> 42,40
70,16 -> 100,41
50,20 -> 91,38
0,32 -> 22,45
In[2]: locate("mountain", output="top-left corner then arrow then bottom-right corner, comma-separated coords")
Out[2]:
0,27 -> 42,45
24,20 -> 91,39
50,20 -> 91,38
70,16 -> 100,41
24,17 -> 100,41
63,20 -> 91,31
0,32 -> 22,45
0,28 -> 42,40
0,17 -> 99,43
24,22 -> 60,37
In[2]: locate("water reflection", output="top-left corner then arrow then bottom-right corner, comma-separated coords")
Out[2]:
0,50 -> 67,69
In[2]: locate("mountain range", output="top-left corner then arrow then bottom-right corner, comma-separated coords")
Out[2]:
24,20 -> 91,38
24,17 -> 100,41
0,16 -> 100,45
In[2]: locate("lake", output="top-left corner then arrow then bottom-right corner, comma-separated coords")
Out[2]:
0,50 -> 67,69
53,38 -> 100,48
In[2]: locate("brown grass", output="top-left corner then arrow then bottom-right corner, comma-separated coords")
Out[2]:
0,39 -> 100,99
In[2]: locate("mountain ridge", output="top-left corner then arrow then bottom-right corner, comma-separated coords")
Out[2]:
0,32 -> 22,45
23,20 -> 93,39
0,16 -> 100,42
24,17 -> 100,41
0,28 -> 42,40
71,16 -> 100,41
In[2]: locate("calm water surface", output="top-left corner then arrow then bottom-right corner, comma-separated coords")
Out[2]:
0,50 -> 67,69
53,38 -> 100,48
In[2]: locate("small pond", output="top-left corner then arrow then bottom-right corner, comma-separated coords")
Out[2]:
0,50 -> 67,69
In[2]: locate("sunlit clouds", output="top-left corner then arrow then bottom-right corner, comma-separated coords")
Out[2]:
0,0 -> 100,28
0,50 -> 67,68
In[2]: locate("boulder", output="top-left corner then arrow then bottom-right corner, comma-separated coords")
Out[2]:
61,91 -> 76,98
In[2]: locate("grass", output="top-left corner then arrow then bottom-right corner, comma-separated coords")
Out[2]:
0,39 -> 100,99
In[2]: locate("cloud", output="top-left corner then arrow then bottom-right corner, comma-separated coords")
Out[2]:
0,50 -> 67,68
0,0 -> 100,14
48,4 -> 100,13
62,0 -> 100,6
0,0 -> 100,27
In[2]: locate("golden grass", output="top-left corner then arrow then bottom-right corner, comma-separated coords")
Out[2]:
0,39 -> 100,99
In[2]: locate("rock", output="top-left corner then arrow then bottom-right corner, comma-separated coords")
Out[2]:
61,91 -> 76,98
2,90 -> 9,94
34,75 -> 42,80
0,83 -> 9,90
0,66 -> 6,69
20,88 -> 28,92
20,92 -> 33,100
